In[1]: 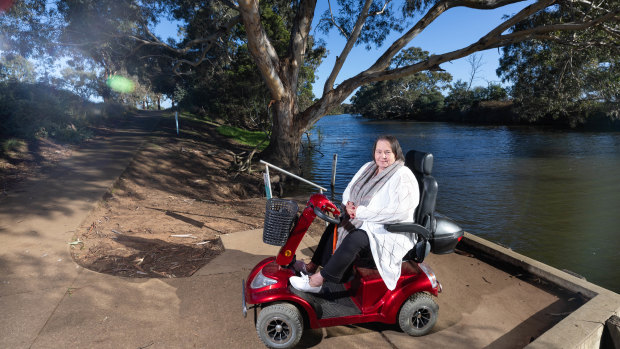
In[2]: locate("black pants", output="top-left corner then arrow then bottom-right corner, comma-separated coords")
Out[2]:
311,223 -> 372,283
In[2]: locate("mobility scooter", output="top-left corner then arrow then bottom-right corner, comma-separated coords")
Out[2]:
242,150 -> 464,348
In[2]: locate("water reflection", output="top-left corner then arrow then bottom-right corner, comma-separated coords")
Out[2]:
297,114 -> 620,292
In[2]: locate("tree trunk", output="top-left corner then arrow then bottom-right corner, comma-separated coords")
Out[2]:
261,96 -> 305,171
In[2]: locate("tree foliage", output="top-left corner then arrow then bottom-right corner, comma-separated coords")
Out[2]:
0,53 -> 36,83
444,81 -> 509,113
497,1 -> 619,125
351,47 -> 451,118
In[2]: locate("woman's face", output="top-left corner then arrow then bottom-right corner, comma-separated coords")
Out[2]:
374,140 -> 396,171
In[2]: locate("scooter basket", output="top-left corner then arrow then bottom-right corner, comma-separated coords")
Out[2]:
263,198 -> 299,246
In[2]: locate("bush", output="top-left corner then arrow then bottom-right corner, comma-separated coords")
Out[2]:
0,81 -> 129,143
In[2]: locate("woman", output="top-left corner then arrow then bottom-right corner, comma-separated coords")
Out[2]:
290,135 -> 420,293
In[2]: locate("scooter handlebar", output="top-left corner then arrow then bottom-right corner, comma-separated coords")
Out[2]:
313,205 -> 341,225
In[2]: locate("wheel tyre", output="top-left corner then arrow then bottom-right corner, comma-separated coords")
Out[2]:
256,303 -> 303,349
398,292 -> 438,337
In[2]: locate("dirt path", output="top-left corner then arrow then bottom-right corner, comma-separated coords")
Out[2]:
0,111 -> 163,347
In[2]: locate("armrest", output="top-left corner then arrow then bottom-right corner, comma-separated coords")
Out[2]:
385,223 -> 431,239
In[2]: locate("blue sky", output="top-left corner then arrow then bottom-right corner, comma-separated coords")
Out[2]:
155,1 -> 533,99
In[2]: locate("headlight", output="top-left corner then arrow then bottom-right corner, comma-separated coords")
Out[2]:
250,270 -> 277,289
419,262 -> 438,289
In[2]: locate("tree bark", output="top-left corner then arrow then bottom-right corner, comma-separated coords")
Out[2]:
261,96 -> 305,170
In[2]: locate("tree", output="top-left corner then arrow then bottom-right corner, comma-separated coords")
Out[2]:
350,47 -> 451,118
497,2 -> 619,125
466,53 -> 484,90
0,53 -> 36,82
211,0 -> 618,169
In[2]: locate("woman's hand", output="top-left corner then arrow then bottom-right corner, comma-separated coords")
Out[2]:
346,201 -> 357,219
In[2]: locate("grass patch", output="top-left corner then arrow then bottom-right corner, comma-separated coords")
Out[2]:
216,125 -> 269,149
2,138 -> 27,154
175,111 -> 221,127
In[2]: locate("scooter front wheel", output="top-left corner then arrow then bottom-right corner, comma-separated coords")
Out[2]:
256,303 -> 303,349
398,292 -> 438,336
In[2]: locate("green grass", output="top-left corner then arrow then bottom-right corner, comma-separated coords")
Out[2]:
216,125 -> 269,149
2,138 -> 27,154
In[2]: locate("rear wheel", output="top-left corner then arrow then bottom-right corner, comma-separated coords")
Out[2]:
256,303 -> 303,348
398,292 -> 438,336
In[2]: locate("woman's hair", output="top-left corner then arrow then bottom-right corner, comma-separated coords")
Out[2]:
372,135 -> 405,161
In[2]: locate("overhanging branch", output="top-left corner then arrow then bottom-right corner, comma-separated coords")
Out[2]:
306,0 -> 618,125
128,14 -> 241,75
368,0 -> 527,73
323,0 -> 375,94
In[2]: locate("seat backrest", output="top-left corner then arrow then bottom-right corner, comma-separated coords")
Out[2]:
405,150 -> 438,229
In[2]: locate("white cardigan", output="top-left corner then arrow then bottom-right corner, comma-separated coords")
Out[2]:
341,162 -> 420,290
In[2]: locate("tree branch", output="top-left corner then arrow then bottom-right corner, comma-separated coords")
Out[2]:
323,0 -> 374,94
370,1 -> 391,16
368,0 -> 527,73
326,0 -> 348,37
365,6 -> 618,84
128,14 -> 241,74
288,0 -> 317,99
238,0 -> 286,100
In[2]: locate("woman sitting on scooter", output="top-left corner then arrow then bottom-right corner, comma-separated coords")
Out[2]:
290,135 -> 420,293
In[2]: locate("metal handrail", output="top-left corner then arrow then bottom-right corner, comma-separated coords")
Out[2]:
260,160 -> 327,194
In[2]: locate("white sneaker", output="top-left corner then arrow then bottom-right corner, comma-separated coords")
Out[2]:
289,274 -> 322,293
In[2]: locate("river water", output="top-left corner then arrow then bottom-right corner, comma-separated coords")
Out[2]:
294,114 -> 620,293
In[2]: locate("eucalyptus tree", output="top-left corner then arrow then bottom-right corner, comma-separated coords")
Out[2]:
0,53 -> 36,82
350,47 -> 452,119
141,0 -> 616,170
497,2 -> 619,125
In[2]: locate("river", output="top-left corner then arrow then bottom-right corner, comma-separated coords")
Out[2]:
294,114 -> 620,293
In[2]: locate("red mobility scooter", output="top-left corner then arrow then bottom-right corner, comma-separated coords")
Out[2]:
243,150 -> 463,348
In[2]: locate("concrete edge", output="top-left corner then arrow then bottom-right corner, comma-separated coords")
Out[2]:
459,232 -> 620,349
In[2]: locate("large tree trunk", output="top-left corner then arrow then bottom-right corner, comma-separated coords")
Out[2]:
261,96 -> 305,171
239,0 -> 317,171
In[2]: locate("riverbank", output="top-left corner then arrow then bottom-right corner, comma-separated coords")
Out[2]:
351,101 -> 620,131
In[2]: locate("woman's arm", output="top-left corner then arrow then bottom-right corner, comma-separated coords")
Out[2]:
354,169 -> 419,224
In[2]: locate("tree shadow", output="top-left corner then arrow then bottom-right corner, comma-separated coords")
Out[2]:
75,234 -> 223,278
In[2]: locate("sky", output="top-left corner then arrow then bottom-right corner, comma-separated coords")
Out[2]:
155,1 -> 534,101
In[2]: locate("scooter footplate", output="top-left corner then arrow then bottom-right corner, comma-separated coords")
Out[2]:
289,281 -> 361,319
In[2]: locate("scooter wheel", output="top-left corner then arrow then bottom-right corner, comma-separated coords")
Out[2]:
398,292 -> 438,336
256,303 -> 303,348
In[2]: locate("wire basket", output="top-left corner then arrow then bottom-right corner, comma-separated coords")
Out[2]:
263,198 -> 299,246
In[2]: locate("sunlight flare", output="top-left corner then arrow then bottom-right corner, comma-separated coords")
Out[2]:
106,75 -> 135,93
